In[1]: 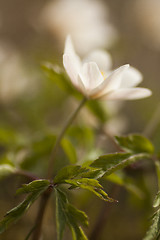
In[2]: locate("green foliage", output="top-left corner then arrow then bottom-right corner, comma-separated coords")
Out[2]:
153,191 -> 160,208
70,225 -> 88,240
42,63 -> 80,98
65,178 -> 101,188
61,138 -> 77,164
143,210 -> 160,240
56,188 -> 67,240
16,179 -> 50,195
155,160 -> 160,190
65,178 -> 115,202
90,152 -> 150,176
143,190 -> 160,240
54,148 -> 152,204
0,179 -> 50,234
55,188 -> 88,240
54,165 -> 87,184
90,152 -> 131,170
115,134 -> 154,154
67,204 -> 89,227
78,169 -> 104,180
54,165 -> 114,202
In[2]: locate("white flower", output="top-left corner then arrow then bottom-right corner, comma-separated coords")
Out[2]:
63,36 -> 152,100
40,0 -> 117,55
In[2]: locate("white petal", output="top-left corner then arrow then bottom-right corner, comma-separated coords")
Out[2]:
63,54 -> 81,87
79,62 -> 104,90
101,88 -> 152,100
64,35 -> 76,56
120,66 -> 143,88
63,36 -> 82,87
83,50 -> 112,72
77,75 -> 87,94
91,64 -> 129,99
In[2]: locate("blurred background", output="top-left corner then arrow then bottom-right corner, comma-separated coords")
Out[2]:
0,0 -> 160,239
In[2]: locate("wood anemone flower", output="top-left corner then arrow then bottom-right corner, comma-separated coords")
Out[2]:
63,35 -> 152,100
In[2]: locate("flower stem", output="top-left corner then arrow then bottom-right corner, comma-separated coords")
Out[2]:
32,97 -> 87,240
47,96 -> 87,179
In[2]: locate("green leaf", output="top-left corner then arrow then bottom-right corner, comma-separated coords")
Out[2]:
42,63 -> 77,95
66,206 -> 88,240
65,178 -> 102,188
0,180 -> 50,234
61,138 -> 77,164
67,204 -> 88,227
55,189 -> 67,240
94,188 -> 116,202
115,134 -> 154,154
0,164 -> 16,180
90,153 -> 131,170
16,179 -> 50,195
65,178 -> 115,202
90,152 -> 150,176
55,188 -> 88,240
78,169 -> 104,180
143,191 -> 160,240
153,191 -> 160,208
155,160 -> 160,190
54,165 -> 87,184
70,225 -> 88,240
143,209 -> 160,240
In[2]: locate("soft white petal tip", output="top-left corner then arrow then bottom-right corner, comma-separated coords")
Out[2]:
118,64 -> 130,72
145,89 -> 152,97
124,64 -> 130,68
66,34 -> 71,41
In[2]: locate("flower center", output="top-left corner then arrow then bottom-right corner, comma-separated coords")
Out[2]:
101,71 -> 106,80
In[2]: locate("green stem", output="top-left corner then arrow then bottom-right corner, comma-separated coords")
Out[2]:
32,97 -> 87,240
47,97 -> 87,179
